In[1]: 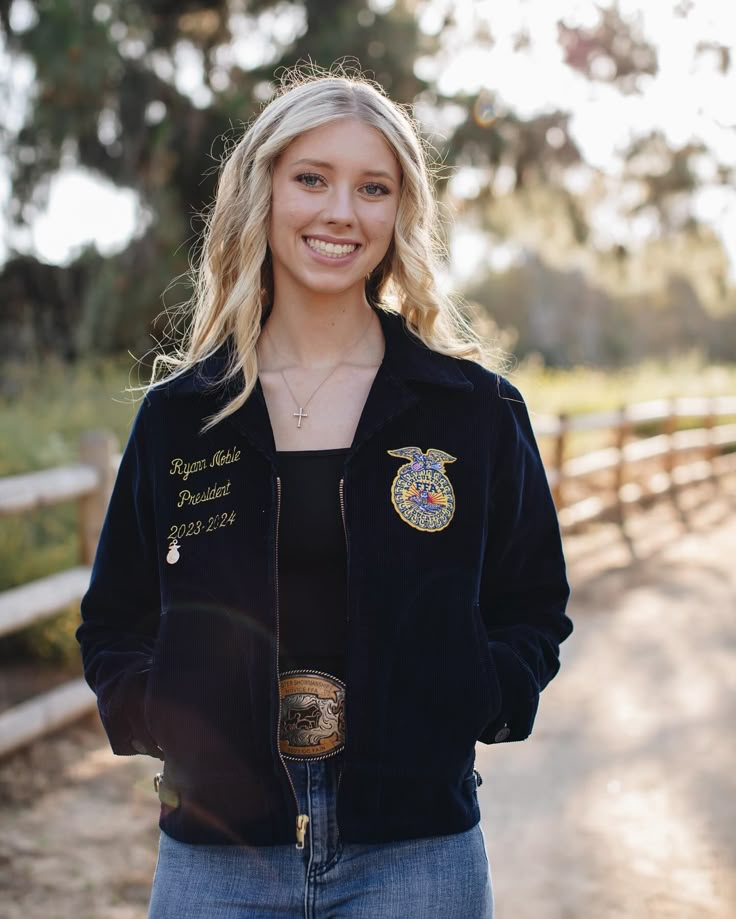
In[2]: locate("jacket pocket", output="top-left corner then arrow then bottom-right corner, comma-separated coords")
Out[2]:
385,598 -> 502,761
143,616 -> 166,744
471,602 -> 503,730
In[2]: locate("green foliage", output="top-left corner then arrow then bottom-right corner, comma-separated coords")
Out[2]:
464,246 -> 736,367
0,607 -> 82,668
511,353 -> 736,414
0,355 -> 143,664
511,354 -> 736,458
1,1 -> 733,367
0,0 -> 435,360
0,498 -> 87,667
0,353 -> 140,475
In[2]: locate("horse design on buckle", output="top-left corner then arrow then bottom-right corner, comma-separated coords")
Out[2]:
279,671 -> 346,761
387,447 -> 457,532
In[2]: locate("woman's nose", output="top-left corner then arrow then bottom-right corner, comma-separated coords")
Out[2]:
323,184 -> 356,223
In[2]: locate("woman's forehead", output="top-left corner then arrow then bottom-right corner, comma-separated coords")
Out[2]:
279,120 -> 401,176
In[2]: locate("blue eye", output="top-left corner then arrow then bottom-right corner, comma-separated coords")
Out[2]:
295,174 -> 390,196
364,182 -> 390,196
297,173 -> 323,187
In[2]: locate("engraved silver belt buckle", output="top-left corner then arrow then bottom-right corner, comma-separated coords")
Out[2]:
278,670 -> 346,761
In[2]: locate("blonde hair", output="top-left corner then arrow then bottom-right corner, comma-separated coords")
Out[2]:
135,61 -> 498,433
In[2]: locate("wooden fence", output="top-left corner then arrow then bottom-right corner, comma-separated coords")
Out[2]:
0,431 -> 118,759
1,396 -> 735,758
532,396 -> 736,529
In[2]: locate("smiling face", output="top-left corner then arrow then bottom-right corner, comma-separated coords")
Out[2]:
267,117 -> 402,310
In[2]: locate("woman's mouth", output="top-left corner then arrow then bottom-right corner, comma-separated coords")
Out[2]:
303,236 -> 362,263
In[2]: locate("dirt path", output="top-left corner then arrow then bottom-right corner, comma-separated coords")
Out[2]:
1,485 -> 734,918
478,485 -> 736,919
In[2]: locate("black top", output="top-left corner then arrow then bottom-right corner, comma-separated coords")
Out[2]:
275,447 -> 349,681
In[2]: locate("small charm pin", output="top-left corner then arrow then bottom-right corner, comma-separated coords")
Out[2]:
166,540 -> 180,565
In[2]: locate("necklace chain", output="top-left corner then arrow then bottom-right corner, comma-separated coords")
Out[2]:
263,313 -> 374,428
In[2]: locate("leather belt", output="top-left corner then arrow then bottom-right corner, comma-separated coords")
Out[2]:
278,670 -> 346,761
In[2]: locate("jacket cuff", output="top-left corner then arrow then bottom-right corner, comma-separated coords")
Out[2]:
478,642 -> 539,745
99,666 -> 163,759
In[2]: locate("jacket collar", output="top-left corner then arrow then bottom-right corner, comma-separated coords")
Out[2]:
163,307 -> 473,460
164,307 -> 473,398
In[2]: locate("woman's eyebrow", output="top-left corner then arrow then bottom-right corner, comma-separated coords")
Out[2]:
291,157 -> 397,181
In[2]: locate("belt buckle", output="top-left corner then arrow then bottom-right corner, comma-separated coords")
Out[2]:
279,670 -> 346,761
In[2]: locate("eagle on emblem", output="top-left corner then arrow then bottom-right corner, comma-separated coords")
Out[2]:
387,447 -> 457,474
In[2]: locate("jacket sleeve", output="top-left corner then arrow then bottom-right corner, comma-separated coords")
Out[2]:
477,378 -> 572,745
75,397 -> 163,758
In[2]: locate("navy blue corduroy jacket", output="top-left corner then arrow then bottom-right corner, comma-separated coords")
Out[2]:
76,306 -> 572,846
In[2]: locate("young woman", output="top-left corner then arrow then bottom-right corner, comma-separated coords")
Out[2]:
77,66 -> 572,918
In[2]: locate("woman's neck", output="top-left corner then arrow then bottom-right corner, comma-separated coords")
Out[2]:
259,301 -> 379,370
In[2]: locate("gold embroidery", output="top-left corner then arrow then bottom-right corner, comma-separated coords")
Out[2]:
169,446 -> 242,481
177,479 -> 232,509
166,510 -> 237,547
209,447 -> 241,468
169,457 -> 207,480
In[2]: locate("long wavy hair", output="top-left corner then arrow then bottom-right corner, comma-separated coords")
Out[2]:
136,62 -> 498,433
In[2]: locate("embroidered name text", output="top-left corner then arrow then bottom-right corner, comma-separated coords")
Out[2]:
169,446 -> 241,480
170,457 -> 207,480
210,447 -> 241,468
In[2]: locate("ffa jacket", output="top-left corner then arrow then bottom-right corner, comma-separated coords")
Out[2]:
76,306 -> 572,847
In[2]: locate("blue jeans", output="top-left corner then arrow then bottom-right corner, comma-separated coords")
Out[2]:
147,756 -> 493,918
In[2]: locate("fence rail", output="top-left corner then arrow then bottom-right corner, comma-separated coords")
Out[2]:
0,431 -> 118,758
1,397 -> 735,758
531,396 -> 736,528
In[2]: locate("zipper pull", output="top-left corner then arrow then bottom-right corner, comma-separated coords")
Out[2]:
295,813 -> 310,849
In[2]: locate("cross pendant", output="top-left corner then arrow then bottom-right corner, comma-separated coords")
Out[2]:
293,407 -> 308,428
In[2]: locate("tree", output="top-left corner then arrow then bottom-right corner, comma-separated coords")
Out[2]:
0,0 -> 436,360
1,0 -> 733,367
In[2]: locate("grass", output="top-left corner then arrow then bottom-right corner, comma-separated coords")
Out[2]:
509,354 -> 736,459
1,351 -> 735,664
0,354 -> 149,665
510,352 -> 736,414
0,353 -> 145,476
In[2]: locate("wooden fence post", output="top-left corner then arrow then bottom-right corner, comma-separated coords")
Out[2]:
552,413 -> 568,510
664,398 -> 678,494
704,397 -> 716,484
78,431 -> 117,566
613,405 -> 630,524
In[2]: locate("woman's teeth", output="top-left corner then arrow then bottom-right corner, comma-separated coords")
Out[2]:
304,237 -> 358,257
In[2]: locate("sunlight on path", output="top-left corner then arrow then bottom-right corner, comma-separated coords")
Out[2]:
479,493 -> 736,919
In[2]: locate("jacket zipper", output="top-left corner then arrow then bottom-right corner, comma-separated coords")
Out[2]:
339,478 -> 348,592
274,475 -> 310,849
337,477 -> 348,801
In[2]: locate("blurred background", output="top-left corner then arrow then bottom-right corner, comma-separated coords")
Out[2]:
0,1 -> 734,917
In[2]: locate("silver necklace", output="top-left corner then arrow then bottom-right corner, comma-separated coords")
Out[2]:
264,313 -> 374,428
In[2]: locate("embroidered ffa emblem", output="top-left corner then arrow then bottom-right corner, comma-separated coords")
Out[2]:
387,447 -> 457,532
